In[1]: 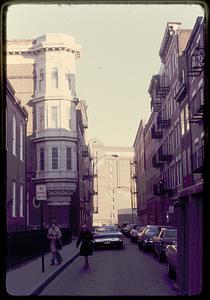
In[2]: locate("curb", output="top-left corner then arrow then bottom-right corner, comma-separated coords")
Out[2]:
30,252 -> 80,295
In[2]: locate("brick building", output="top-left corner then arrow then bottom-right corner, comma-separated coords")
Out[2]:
6,79 -> 28,232
175,16 -> 205,296
134,16 -> 205,295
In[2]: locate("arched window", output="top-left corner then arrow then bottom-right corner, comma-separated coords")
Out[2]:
51,68 -> 58,89
12,113 -> 16,155
39,68 -> 44,91
20,123 -> 23,161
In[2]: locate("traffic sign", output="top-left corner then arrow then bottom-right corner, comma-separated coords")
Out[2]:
36,184 -> 47,200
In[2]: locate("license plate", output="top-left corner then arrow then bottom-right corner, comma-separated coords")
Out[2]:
104,241 -> 111,244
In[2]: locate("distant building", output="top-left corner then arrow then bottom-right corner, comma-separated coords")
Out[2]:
133,120 -> 147,224
117,208 -> 137,226
6,79 -> 28,232
89,139 -> 134,226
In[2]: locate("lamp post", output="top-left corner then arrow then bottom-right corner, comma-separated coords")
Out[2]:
92,154 -> 118,214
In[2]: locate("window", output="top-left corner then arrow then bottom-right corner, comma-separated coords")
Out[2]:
39,69 -> 44,91
181,109 -> 185,136
51,68 -> 58,89
45,108 -> 48,128
52,147 -> 58,169
177,160 -> 182,185
40,107 -> 45,130
171,165 -> 175,188
12,113 -> 16,155
177,122 -> 181,147
174,126 -> 177,150
66,73 -> 71,90
20,123 -> 23,161
66,147 -> 72,170
187,147 -> 191,174
52,106 -> 58,128
185,104 -> 190,131
182,150 -> 187,177
20,184 -> 23,217
12,181 -> 16,217
40,148 -> 45,170
194,142 -> 199,169
68,107 -> 71,130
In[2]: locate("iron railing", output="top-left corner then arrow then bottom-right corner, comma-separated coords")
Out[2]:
6,228 -> 72,269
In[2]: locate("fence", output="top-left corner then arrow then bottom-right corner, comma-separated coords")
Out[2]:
6,228 -> 72,269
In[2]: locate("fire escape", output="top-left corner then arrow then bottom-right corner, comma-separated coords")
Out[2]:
153,179 -> 173,196
187,45 -> 205,123
151,74 -> 169,140
152,153 -> 164,169
158,144 -> 172,163
187,45 -> 204,77
189,88 -> 204,123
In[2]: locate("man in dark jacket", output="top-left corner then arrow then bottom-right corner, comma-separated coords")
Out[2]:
76,224 -> 94,269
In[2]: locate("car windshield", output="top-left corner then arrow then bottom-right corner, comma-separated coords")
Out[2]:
145,227 -> 159,235
164,230 -> 177,238
95,226 -> 118,233
136,225 -> 145,231
94,234 -> 121,239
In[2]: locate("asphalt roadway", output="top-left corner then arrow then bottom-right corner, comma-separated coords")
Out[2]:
40,237 -> 177,296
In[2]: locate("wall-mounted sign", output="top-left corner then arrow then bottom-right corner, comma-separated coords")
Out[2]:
36,185 -> 47,200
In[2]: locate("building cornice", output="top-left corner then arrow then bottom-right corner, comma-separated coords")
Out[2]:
159,22 -> 181,63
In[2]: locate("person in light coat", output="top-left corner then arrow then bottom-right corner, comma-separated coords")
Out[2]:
47,220 -> 63,265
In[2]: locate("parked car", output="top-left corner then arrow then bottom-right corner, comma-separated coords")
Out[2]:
165,240 -> 177,279
120,224 -> 131,236
137,225 -> 163,252
153,227 -> 177,262
130,225 -> 145,242
92,231 -> 124,249
94,225 -> 119,235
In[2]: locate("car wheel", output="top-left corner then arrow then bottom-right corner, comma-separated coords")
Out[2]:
158,253 -> 163,263
153,250 -> 157,257
168,264 -> 176,279
119,243 -> 124,249
142,244 -> 147,252
139,243 -> 142,249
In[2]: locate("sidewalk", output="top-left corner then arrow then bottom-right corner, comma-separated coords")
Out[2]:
6,237 -> 79,296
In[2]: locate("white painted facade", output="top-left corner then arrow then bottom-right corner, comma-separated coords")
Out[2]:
7,33 -> 82,207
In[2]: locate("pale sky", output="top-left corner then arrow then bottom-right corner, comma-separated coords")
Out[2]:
6,3 -> 204,147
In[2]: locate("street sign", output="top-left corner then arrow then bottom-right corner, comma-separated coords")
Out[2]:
36,184 -> 47,200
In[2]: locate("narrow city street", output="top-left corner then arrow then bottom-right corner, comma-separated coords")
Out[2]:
40,237 -> 176,296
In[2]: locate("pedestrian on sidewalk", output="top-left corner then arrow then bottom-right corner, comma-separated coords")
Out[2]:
76,224 -> 94,270
47,220 -> 63,265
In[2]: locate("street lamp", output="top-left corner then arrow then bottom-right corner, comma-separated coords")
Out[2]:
92,154 -> 118,214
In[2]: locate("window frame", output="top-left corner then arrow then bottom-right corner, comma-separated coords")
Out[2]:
12,113 -> 16,156
52,147 -> 58,170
